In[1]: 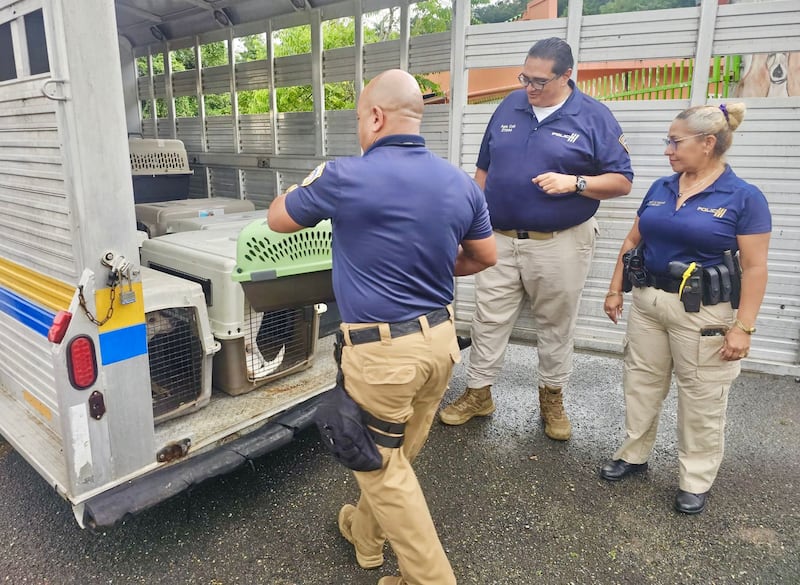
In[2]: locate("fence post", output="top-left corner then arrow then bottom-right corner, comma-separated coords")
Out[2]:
447,0 -> 469,167
690,0 -> 720,105
566,0 -> 584,80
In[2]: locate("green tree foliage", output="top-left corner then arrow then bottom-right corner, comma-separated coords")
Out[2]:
471,0 -> 528,24
584,0 -> 695,15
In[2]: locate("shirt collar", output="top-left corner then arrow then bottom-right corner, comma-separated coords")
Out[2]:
664,164 -> 736,196
364,134 -> 426,155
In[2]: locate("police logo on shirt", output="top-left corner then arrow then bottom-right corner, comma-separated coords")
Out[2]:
285,183 -> 299,194
697,206 -> 728,218
619,134 -> 630,153
301,162 -> 327,187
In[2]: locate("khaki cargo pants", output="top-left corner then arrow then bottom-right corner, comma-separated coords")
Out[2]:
614,286 -> 741,493
340,307 -> 461,585
467,218 -> 597,390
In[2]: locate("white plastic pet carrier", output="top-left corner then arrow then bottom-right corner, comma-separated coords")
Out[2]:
135,198 -> 256,237
139,229 -> 323,396
141,266 -> 219,423
167,209 -> 266,233
129,138 -> 194,204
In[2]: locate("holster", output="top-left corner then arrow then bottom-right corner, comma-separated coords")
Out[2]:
313,331 -> 405,472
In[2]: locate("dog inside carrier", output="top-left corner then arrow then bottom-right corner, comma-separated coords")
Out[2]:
141,266 -> 218,423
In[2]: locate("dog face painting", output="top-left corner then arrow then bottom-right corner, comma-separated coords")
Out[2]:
734,52 -> 800,97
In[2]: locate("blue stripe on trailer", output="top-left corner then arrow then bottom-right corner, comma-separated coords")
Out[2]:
98,323 -> 148,365
0,285 -> 55,337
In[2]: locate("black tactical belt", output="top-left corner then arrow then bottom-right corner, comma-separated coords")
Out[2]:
646,274 -> 681,293
347,307 -> 451,346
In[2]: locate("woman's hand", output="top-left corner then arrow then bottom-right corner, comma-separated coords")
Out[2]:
721,327 -> 751,361
604,292 -> 624,324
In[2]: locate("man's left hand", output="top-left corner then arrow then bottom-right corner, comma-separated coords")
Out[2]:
532,172 -> 577,196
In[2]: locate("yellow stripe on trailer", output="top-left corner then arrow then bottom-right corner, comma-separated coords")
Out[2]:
95,281 -> 145,333
0,258 -> 75,311
0,257 -> 74,312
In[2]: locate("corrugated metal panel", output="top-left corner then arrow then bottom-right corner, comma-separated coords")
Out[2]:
0,86 -> 75,282
324,109 -> 358,156
409,31 -> 451,74
172,69 -> 197,97
142,118 -> 156,138
137,76 -> 154,100
420,104 -> 450,158
465,19 -> 567,70
176,117 -> 203,152
235,60 -> 271,92
580,7 -> 700,63
202,64 -> 231,95
714,0 -> 800,55
206,116 -> 235,152
276,112 -> 316,155
242,169 -> 276,209
188,165 -> 208,198
156,119 -> 173,139
274,53 -> 312,88
239,114 -> 274,155
153,74 -> 167,98
323,46 -> 356,83
364,40 -> 401,78
208,168 -> 239,199
0,311 -> 61,434
278,171 -> 308,193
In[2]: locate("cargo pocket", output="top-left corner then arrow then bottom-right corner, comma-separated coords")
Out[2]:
362,364 -> 417,386
696,336 -> 739,383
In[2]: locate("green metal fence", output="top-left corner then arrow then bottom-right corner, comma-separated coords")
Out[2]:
578,56 -> 741,101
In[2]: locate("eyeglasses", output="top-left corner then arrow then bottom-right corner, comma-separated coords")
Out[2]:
662,133 -> 706,149
517,73 -> 560,90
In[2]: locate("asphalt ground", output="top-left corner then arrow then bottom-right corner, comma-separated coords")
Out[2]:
0,344 -> 798,585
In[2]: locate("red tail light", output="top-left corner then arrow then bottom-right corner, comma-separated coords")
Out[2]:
48,311 -> 72,344
67,335 -> 97,390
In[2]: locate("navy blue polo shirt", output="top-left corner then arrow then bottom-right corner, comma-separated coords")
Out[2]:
638,165 -> 771,276
284,134 -> 493,323
477,82 -> 633,231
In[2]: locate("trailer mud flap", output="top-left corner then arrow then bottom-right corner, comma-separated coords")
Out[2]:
79,395 -> 322,529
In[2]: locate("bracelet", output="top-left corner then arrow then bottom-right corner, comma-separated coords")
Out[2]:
605,291 -> 622,298
734,319 -> 756,334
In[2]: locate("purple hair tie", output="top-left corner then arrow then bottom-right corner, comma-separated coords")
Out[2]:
719,103 -> 730,122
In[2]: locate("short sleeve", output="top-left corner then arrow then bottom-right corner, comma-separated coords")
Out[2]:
736,185 -> 772,235
465,181 -> 493,240
284,160 -> 340,227
593,107 -> 634,181
475,110 -> 497,171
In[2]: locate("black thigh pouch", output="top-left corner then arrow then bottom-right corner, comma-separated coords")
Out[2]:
314,383 -> 383,472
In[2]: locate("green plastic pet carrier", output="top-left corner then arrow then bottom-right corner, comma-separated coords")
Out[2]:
232,219 -> 335,312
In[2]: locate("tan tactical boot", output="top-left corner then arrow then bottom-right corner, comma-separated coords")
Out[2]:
338,504 -> 384,569
438,385 -> 494,425
539,385 -> 572,441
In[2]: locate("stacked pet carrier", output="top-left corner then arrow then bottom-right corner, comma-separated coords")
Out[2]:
141,266 -> 219,423
129,138 -> 193,204
140,220 -> 334,396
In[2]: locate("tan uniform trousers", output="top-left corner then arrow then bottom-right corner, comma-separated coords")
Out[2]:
614,286 -> 741,493
467,218 -> 597,390
340,308 -> 461,585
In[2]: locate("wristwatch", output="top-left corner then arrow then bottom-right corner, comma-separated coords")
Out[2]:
575,175 -> 587,194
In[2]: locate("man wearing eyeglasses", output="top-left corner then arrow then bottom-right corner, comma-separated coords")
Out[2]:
440,37 -> 633,441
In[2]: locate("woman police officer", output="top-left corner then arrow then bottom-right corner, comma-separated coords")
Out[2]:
599,103 -> 771,514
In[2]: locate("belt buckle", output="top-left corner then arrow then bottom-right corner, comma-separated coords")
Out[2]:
515,230 -> 529,240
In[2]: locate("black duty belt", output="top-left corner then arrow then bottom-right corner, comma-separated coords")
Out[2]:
646,273 -> 681,293
494,228 -> 556,240
347,308 -> 451,346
